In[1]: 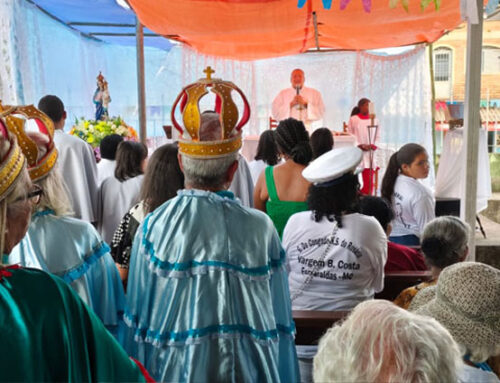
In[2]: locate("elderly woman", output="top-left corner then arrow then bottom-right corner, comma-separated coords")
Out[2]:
111,143 -> 184,287
313,300 -> 463,382
283,147 -> 387,382
411,262 -> 500,382
254,118 -> 311,238
7,118 -> 125,334
394,216 -> 469,309
0,124 -> 150,380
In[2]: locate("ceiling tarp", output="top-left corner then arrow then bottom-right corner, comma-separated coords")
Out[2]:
29,0 -> 174,50
128,0 -> 462,60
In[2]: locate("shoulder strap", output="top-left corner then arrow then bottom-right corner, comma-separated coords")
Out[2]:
265,166 -> 279,201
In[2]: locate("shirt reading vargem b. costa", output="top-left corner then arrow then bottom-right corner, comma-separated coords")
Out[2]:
283,212 -> 387,311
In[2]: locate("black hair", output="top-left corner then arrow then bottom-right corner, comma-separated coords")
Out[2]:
275,118 -> 312,165
140,143 -> 184,213
381,143 -> 426,205
307,173 -> 360,228
359,196 -> 394,232
38,95 -> 65,123
350,98 -> 370,117
310,128 -> 334,159
100,134 -> 124,160
254,130 -> 279,166
114,141 -> 148,182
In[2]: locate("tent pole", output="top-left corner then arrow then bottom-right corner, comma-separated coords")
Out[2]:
136,19 -> 147,144
462,0 -> 483,261
428,43 -> 437,173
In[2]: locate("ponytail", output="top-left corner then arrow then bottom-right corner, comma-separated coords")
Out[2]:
381,143 -> 426,205
350,106 -> 360,117
381,152 -> 400,204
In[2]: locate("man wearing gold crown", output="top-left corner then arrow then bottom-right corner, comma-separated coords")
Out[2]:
122,70 -> 299,382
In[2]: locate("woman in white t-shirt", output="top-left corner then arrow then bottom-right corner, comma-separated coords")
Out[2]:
381,143 -> 434,246
283,147 -> 387,383
98,141 -> 147,244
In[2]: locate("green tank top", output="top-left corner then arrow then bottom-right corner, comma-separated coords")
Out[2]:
265,166 -> 308,239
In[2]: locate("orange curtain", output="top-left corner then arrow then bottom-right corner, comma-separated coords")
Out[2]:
129,0 -> 461,60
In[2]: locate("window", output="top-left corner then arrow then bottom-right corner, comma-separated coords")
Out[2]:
434,48 -> 452,82
482,46 -> 500,74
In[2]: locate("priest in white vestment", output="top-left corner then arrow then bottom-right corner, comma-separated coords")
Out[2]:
271,69 -> 325,131
38,95 -> 98,222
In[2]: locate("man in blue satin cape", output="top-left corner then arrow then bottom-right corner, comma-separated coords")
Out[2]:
121,71 -> 300,383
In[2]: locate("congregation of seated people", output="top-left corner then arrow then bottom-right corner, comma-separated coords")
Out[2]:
0,85 -> 498,383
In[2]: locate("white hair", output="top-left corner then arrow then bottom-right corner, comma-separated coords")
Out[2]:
313,300 -> 462,383
0,135 -> 31,258
36,168 -> 73,217
22,131 -> 73,216
181,112 -> 238,190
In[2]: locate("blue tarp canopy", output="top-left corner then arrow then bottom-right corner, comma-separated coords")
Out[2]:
28,0 -> 174,50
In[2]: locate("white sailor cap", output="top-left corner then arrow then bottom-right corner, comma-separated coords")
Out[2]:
302,146 -> 363,186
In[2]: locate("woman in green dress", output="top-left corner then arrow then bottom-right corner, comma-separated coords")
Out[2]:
254,118 -> 311,238
0,120 -> 151,382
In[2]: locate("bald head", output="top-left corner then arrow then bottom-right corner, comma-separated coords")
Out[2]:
199,112 -> 222,141
290,69 -> 305,89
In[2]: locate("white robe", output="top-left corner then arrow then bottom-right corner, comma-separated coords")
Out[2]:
229,155 -> 254,208
271,86 -> 325,130
54,130 -> 98,222
98,174 -> 144,244
97,158 -> 116,186
347,115 -> 381,169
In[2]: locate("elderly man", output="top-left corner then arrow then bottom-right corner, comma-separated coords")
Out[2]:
122,72 -> 299,382
272,68 -> 325,131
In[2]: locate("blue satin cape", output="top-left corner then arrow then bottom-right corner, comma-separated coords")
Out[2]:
122,189 -> 299,382
9,210 -> 126,335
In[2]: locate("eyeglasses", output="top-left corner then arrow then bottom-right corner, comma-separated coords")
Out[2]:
14,184 -> 43,205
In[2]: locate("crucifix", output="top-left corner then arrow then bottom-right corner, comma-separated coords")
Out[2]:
204,66 -> 215,80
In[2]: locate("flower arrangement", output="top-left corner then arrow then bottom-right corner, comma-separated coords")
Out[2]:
70,117 -> 138,148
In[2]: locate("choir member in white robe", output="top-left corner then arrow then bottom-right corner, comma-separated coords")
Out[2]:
98,141 -> 147,244
229,154 -> 254,207
97,134 -> 123,185
271,69 -> 325,131
38,95 -> 98,222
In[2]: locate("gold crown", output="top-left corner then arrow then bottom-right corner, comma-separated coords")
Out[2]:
0,114 -> 25,202
0,102 -> 58,181
171,66 -> 250,158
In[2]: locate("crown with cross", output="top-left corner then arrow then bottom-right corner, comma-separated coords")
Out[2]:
0,101 -> 58,181
171,66 -> 250,158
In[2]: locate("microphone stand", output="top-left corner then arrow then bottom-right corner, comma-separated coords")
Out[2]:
367,114 -> 378,196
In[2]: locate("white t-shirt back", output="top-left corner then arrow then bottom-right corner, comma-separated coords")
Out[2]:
391,174 -> 435,238
283,212 -> 387,312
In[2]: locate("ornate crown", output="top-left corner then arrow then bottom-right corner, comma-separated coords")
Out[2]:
0,112 -> 25,201
171,66 -> 250,158
0,102 -> 58,181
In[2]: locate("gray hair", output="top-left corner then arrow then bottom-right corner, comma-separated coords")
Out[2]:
420,216 -> 470,269
24,131 -> 73,216
313,300 -> 462,383
181,112 -> 238,190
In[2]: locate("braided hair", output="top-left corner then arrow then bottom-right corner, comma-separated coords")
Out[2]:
275,118 -> 312,165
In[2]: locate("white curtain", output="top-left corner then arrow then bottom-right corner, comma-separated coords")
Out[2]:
0,0 -> 17,104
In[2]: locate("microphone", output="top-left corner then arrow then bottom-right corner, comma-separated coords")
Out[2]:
295,86 -> 300,96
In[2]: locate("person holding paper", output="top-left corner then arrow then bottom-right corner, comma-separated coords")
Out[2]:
271,69 -> 325,131
347,98 -> 380,195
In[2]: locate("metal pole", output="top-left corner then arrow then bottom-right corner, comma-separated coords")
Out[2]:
136,19 -> 147,144
428,43 -> 438,173
462,0 -> 483,260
